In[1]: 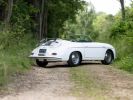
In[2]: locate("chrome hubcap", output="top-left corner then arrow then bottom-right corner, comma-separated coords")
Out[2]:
105,52 -> 112,63
71,53 -> 80,64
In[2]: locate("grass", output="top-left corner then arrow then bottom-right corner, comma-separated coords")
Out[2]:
111,39 -> 133,73
70,66 -> 109,100
0,34 -> 36,87
114,55 -> 133,73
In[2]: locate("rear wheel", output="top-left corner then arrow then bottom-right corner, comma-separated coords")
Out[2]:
101,50 -> 113,65
67,52 -> 82,67
36,59 -> 48,67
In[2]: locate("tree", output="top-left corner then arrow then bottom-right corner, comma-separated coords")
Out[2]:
5,0 -> 13,26
39,0 -> 48,40
119,0 -> 125,20
47,0 -> 85,38
0,0 -> 85,40
93,13 -> 114,41
62,3 -> 97,40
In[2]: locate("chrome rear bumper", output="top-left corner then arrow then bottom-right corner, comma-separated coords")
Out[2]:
29,56 -> 62,62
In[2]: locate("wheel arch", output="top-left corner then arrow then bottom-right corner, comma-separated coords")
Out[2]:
69,51 -> 83,61
106,49 -> 114,60
67,51 -> 82,66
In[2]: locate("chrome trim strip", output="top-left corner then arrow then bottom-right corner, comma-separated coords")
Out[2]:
71,47 -> 107,48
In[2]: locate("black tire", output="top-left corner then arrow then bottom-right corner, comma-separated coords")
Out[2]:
36,59 -> 48,67
101,50 -> 113,65
67,52 -> 82,67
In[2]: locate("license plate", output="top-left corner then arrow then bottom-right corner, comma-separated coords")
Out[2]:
39,49 -> 46,53
38,54 -> 45,56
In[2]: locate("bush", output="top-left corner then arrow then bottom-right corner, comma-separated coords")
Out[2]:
0,33 -> 36,86
116,55 -> 133,73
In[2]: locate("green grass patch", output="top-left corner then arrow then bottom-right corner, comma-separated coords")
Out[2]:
0,34 -> 36,87
115,55 -> 133,73
70,66 -> 109,100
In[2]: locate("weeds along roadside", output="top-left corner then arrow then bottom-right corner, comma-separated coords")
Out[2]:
0,32 -> 36,87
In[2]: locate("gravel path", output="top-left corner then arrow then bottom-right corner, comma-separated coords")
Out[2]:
0,62 -> 75,100
82,63 -> 133,100
0,62 -> 133,100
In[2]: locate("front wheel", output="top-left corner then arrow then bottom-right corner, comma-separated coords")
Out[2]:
101,50 -> 113,65
36,59 -> 48,67
67,52 -> 82,67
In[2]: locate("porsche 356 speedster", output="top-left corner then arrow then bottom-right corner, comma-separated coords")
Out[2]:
29,39 -> 116,67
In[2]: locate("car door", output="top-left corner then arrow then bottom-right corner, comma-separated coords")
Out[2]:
84,43 -> 106,60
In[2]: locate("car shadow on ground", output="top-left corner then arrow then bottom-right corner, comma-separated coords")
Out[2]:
44,61 -> 102,68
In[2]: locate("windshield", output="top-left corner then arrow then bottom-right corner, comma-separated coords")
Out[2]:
65,35 -> 93,42
43,40 -> 61,46
67,37 -> 93,42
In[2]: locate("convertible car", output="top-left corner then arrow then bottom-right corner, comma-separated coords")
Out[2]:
29,39 -> 116,67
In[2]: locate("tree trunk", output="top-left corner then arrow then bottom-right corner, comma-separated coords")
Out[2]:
34,0 -> 40,39
43,0 -> 48,38
120,0 -> 125,20
39,0 -> 48,40
5,0 -> 13,27
39,0 -> 44,40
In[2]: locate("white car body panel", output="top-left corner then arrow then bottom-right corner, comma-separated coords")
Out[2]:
29,39 -> 116,62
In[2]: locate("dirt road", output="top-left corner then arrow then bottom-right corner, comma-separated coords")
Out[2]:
81,63 -> 133,100
0,62 -> 133,100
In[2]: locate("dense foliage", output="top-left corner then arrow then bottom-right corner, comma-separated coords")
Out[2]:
93,4 -> 133,72
48,0 -> 85,37
61,3 -> 97,40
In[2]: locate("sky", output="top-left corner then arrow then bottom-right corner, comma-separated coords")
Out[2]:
84,0 -> 131,15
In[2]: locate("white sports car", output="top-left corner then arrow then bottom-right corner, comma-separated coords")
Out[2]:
29,39 -> 116,67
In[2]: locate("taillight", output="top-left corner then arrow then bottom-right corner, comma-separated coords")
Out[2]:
52,53 -> 57,55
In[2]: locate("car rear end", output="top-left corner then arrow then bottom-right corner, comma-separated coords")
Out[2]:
29,39 -> 70,62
